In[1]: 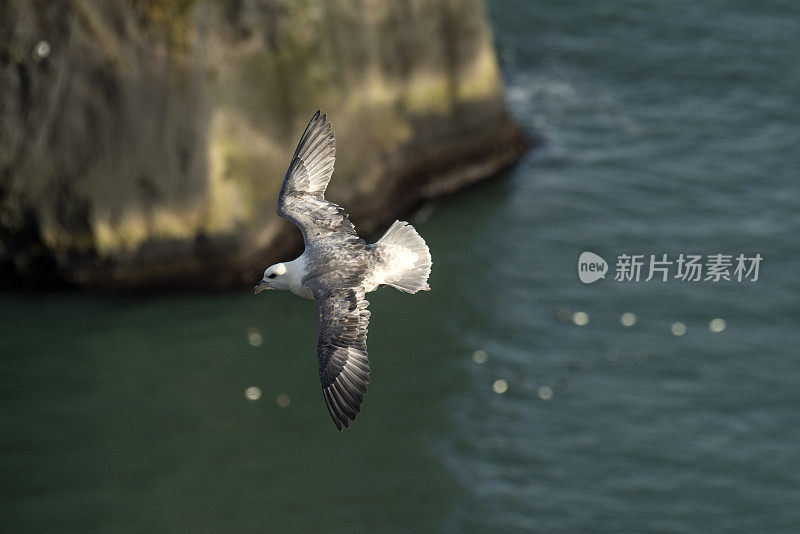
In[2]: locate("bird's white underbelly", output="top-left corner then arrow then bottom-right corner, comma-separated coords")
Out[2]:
286,253 -> 314,299
363,245 -> 419,293
363,278 -> 380,293
291,285 -> 314,299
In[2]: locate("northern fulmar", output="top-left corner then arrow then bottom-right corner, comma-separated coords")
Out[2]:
254,111 -> 432,431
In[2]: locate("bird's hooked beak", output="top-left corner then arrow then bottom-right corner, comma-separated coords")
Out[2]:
254,280 -> 270,294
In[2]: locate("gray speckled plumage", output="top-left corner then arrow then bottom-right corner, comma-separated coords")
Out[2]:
278,111 -> 356,244
269,111 -> 431,431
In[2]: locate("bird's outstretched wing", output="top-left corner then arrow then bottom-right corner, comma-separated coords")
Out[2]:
277,111 -> 357,244
308,280 -> 371,431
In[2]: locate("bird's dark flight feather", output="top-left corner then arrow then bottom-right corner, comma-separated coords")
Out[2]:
308,280 -> 371,431
277,111 -> 357,244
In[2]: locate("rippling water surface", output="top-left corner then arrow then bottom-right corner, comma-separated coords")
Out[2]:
3,1 -> 800,531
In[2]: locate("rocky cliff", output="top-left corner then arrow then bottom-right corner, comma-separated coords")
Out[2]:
0,0 -> 527,292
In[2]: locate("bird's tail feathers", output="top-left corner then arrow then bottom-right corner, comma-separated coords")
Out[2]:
374,221 -> 432,294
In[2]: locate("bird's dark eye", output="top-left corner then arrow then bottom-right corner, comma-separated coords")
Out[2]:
267,273 -> 277,279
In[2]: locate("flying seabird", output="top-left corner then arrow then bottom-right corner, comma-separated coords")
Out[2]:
254,111 -> 432,431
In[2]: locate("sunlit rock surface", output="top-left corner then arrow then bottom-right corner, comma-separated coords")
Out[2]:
0,0 -> 527,291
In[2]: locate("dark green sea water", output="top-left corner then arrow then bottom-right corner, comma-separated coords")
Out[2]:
3,1 -> 800,531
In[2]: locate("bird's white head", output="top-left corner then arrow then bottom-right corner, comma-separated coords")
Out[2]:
254,262 -> 289,294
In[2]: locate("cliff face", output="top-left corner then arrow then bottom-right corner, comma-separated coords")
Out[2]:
0,0 -> 527,292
